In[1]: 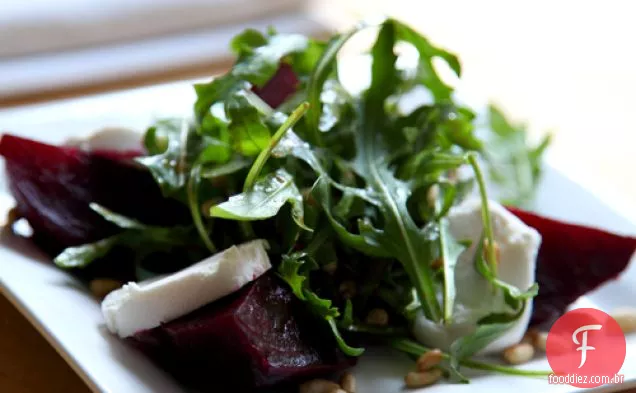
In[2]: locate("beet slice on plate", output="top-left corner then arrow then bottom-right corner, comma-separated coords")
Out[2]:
129,274 -> 353,392
0,134 -> 189,254
508,207 -> 636,329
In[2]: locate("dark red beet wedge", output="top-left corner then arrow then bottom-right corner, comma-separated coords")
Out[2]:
129,274 -> 354,392
508,207 -> 636,329
0,134 -> 189,255
252,63 -> 300,108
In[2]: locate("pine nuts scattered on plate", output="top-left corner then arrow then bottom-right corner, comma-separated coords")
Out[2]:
503,342 -> 535,365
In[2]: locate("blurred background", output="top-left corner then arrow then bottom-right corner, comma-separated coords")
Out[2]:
2,0 -> 633,219
0,1 -> 635,392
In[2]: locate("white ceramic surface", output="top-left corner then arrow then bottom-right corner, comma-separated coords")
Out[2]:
1,82 -> 636,393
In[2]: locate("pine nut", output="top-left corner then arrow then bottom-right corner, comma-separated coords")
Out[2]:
89,279 -> 123,299
299,379 -> 340,393
339,280 -> 357,299
612,307 -> 636,334
520,329 -> 538,345
427,185 -> 440,207
416,349 -> 443,371
404,369 -> 443,389
503,343 -> 534,365
365,308 -> 389,326
483,239 -> 501,264
340,372 -> 356,393
534,331 -> 548,351
323,262 -> 338,275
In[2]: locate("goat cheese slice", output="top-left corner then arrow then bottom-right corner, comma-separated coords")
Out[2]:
102,239 -> 271,338
412,198 -> 541,354
65,127 -> 142,152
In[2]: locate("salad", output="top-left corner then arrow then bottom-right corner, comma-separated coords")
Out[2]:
2,18 -> 636,393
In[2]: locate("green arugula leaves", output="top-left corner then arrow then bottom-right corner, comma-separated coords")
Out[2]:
50,18 -> 551,380
55,204 -> 199,271
210,168 -> 309,230
483,105 -> 551,207
278,252 -> 364,356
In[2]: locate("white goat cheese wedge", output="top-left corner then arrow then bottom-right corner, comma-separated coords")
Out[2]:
102,239 -> 271,338
413,198 -> 541,354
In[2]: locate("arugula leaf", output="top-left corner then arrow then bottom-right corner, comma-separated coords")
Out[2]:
143,119 -> 175,155
90,203 -> 146,229
230,29 -> 268,56
54,226 -> 197,271
327,318 -> 364,357
136,119 -> 198,199
226,90 -> 271,156
272,128 -> 378,206
232,34 -> 308,86
210,169 -> 310,230
482,105 -> 551,207
194,31 -> 309,125
194,77 -> 243,130
278,253 -> 307,299
317,79 -> 356,133
55,209 -> 201,271
312,177 -> 389,258
277,253 -> 365,356
197,136 -> 232,165
449,319 -> 518,362
54,235 -> 121,268
392,19 -> 461,102
438,217 -> 466,323
305,21 -> 370,145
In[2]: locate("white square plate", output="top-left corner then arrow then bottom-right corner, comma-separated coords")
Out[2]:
1,82 -> 635,393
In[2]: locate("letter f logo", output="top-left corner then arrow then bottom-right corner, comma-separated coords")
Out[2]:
572,324 -> 602,368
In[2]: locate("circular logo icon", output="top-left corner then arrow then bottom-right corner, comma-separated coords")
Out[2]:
546,308 -> 626,388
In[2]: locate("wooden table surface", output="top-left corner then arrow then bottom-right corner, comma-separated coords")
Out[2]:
2,1 -> 636,391
0,294 -> 90,393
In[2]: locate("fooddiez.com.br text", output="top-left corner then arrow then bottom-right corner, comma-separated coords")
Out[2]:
548,373 -> 624,385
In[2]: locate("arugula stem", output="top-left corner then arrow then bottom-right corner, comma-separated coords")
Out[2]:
304,227 -> 330,255
390,338 -> 550,378
243,102 -> 310,192
466,153 -> 498,279
244,90 -> 275,116
187,164 -> 217,253
239,221 -> 255,240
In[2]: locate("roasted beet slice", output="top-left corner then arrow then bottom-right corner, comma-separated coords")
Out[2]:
508,207 -> 636,329
0,134 -> 189,254
129,274 -> 353,392
252,63 -> 300,108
